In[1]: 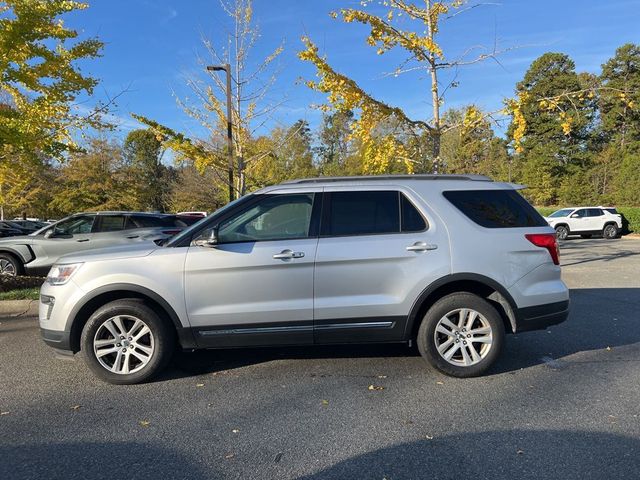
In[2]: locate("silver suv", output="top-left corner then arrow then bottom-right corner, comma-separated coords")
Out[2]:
39,175 -> 570,384
0,212 -> 196,276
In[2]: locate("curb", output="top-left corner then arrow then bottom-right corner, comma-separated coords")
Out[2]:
0,299 -> 39,317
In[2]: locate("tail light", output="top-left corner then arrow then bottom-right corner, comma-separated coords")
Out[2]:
525,233 -> 560,265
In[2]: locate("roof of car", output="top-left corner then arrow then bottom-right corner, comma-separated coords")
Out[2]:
74,211 -> 170,216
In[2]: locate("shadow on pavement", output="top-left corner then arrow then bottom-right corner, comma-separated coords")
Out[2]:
297,429 -> 640,480
0,441 -> 210,480
161,287 -> 640,380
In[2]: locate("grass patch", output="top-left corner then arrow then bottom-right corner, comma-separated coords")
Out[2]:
0,287 -> 40,301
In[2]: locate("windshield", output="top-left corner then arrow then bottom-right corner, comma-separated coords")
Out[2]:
165,195 -> 252,247
548,209 -> 574,218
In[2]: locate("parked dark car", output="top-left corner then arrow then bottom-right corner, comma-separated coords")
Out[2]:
10,220 -> 48,233
0,222 -> 25,237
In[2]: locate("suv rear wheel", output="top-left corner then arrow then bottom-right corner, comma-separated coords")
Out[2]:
603,223 -> 618,239
80,299 -> 175,384
417,292 -> 504,377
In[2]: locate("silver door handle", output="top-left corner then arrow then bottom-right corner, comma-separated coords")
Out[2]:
273,249 -> 305,260
406,242 -> 437,252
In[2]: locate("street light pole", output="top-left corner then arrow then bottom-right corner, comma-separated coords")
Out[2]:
207,64 -> 234,202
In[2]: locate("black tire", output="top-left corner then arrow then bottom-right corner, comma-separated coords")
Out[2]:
580,234 -> 592,239
0,252 -> 23,276
80,299 -> 175,384
603,223 -> 619,240
417,292 -> 505,378
555,225 -> 569,241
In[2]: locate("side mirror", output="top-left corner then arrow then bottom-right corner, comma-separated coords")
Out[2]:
192,226 -> 219,248
44,229 -> 72,239
570,214 -> 579,218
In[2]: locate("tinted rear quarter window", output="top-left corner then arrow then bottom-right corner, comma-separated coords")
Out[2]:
443,190 -> 547,228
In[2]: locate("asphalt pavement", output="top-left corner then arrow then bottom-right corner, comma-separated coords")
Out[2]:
1,237 -> 639,480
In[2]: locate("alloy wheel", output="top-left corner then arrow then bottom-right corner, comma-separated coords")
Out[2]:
433,308 -> 493,367
0,259 -> 16,276
93,315 -> 155,374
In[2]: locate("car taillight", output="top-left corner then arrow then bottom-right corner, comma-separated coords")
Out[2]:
525,233 -> 560,265
162,229 -> 181,235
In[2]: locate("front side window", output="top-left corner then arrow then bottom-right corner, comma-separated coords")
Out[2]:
573,209 -> 587,218
548,209 -> 574,218
50,215 -> 95,235
217,193 -> 315,243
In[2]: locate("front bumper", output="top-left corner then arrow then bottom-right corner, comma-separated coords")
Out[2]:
514,300 -> 570,332
41,328 -> 72,351
39,279 -> 86,353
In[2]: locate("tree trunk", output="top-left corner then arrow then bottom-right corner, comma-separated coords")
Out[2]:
426,0 -> 441,173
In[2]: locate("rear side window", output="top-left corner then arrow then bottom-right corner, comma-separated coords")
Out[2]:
587,208 -> 603,217
321,191 -> 427,236
322,191 -> 399,236
98,215 -> 126,232
443,190 -> 547,228
126,215 -> 174,229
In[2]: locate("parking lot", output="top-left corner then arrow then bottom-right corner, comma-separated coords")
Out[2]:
1,237 -> 639,480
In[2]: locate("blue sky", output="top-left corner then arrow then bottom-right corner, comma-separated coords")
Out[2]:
66,0 -> 640,140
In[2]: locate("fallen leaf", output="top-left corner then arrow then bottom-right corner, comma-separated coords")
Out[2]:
436,381 -> 444,385
196,383 -> 205,387
274,452 -> 283,463
426,435 -> 434,440
139,420 -> 151,427
368,384 -> 384,391
224,453 -> 235,459
606,346 -> 612,351
0,411 -> 9,416
516,449 -> 524,455
321,399 -> 329,406
71,405 -> 82,411
232,429 -> 240,433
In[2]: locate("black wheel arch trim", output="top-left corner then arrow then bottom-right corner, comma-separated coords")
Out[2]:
68,283 -> 197,350
405,273 -> 519,338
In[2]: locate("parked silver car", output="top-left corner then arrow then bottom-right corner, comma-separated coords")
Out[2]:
39,175 -> 570,384
0,212 -> 199,276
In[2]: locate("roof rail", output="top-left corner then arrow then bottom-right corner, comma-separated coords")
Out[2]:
282,174 -> 492,184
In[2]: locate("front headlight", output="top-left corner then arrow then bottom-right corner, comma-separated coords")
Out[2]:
46,263 -> 83,285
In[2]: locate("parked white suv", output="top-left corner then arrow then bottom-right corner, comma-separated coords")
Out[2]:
544,207 -> 622,240
39,175 -> 570,384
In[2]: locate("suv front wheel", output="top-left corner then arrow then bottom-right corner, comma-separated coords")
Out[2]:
555,225 -> 569,240
417,292 -> 505,377
80,299 -> 175,384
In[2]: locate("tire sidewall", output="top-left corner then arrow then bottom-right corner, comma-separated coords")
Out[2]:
80,300 -> 174,384
417,292 -> 505,377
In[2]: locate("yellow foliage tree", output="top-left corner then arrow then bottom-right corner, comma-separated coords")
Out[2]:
299,0 -> 504,173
